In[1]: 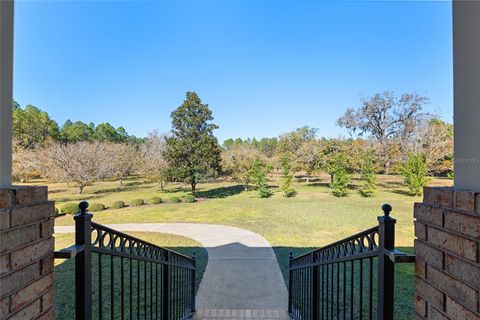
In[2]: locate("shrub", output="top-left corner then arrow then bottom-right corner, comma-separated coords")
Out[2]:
111,201 -> 125,209
61,203 -> 80,215
150,197 -> 163,204
183,195 -> 196,203
280,156 -> 296,198
89,203 -> 106,212
249,158 -> 272,198
130,199 -> 145,206
401,153 -> 429,196
169,196 -> 181,203
359,150 -> 376,198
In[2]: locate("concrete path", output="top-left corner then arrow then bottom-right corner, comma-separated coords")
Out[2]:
55,223 -> 288,318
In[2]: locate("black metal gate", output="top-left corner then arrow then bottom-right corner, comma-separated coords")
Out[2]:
288,204 -> 414,320
56,201 -> 196,320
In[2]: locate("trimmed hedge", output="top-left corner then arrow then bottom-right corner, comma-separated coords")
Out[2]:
61,203 -> 80,215
150,197 -> 163,204
169,196 -> 181,204
111,201 -> 125,209
130,199 -> 145,206
89,203 -> 106,212
183,195 -> 196,203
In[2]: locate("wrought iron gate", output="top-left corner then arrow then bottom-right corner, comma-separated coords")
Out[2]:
288,204 -> 414,320
55,201 -> 196,320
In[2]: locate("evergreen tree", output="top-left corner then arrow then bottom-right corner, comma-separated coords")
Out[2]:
359,150 -> 376,197
249,158 -> 272,198
164,92 -> 221,194
280,156 -> 296,197
401,153 -> 429,196
330,153 -> 351,197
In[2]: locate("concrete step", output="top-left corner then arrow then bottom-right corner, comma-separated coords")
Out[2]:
194,309 -> 289,320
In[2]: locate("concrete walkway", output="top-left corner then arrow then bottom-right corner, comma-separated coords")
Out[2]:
55,223 -> 288,319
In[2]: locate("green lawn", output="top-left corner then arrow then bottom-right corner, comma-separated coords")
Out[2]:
42,174 -> 451,319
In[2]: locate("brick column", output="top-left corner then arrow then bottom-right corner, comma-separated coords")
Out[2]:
0,186 -> 55,320
414,187 -> 480,320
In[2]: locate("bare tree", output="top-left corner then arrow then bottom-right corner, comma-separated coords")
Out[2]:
41,141 -> 109,193
404,118 -> 453,174
221,144 -> 265,190
107,143 -> 140,186
337,91 -> 428,174
140,131 -> 170,191
12,139 -> 40,182
295,140 -> 322,182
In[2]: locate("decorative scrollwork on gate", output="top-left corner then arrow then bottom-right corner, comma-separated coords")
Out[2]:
290,227 -> 379,268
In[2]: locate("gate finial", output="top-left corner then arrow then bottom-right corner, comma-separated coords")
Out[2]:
79,201 -> 89,215
382,203 -> 392,217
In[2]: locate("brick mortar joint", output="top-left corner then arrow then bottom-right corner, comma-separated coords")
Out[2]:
0,236 -> 54,258
423,263 -> 480,294
4,296 -> 42,319
0,271 -> 54,304
0,216 -> 54,234
0,231 -> 54,259
416,239 -> 480,267
423,222 -> 480,243
8,274 -> 55,315
415,262 -> 480,316
36,306 -> 55,318
0,252 -> 53,282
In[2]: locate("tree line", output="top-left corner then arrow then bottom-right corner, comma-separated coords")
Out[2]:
12,91 -> 452,197
12,100 -> 141,147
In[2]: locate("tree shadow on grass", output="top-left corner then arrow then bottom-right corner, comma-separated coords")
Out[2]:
91,184 -> 152,195
196,185 -> 245,199
377,181 -> 405,189
55,194 -> 103,202
390,189 -> 415,196
161,187 -> 188,194
306,182 -> 331,188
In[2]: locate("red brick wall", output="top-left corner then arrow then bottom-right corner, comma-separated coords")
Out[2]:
0,187 -> 55,320
414,187 -> 480,320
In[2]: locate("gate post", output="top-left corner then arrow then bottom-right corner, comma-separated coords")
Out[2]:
288,252 -> 293,315
162,251 -> 171,320
191,252 -> 196,314
377,204 -> 395,320
75,201 -> 93,320
311,252 -> 319,320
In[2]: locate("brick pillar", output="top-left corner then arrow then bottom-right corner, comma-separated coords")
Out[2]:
0,186 -> 55,320
414,187 -> 480,320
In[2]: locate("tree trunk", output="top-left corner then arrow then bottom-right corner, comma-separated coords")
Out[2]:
384,159 -> 391,175
306,174 -> 310,183
78,184 -> 84,194
191,182 -> 196,195
119,178 -> 123,187
160,181 -> 164,192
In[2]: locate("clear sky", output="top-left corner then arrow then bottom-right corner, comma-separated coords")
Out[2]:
13,0 -> 453,142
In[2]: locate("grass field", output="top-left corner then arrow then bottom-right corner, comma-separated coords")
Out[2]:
41,174 -> 451,319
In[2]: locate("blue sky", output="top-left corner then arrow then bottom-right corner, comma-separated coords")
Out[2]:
13,1 -> 452,142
